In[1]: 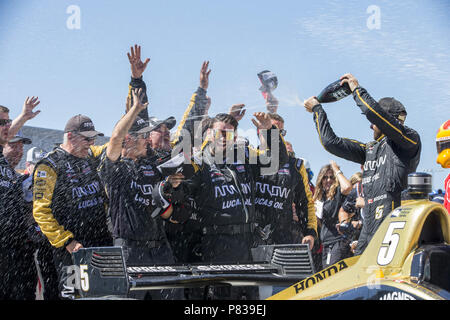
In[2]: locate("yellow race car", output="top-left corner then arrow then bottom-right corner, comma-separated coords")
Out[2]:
269,196 -> 450,300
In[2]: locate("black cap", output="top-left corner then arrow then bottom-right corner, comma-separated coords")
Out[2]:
129,116 -> 153,134
8,130 -> 32,144
64,114 -> 104,138
378,97 -> 407,120
148,116 -> 176,131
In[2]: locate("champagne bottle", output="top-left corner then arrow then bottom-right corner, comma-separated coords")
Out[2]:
317,80 -> 352,103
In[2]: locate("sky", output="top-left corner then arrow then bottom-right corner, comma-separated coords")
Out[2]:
0,0 -> 449,188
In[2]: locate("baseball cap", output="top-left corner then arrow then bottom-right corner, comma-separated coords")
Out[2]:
378,97 -> 407,121
8,130 -> 32,144
148,116 -> 176,131
64,114 -> 104,138
129,116 -> 153,134
26,147 -> 47,164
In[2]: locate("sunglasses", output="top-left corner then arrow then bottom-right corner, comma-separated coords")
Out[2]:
74,133 -> 96,142
0,119 -> 12,126
130,131 -> 151,139
323,175 -> 335,181
213,129 -> 235,141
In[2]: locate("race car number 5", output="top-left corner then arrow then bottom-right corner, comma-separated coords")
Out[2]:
80,264 -> 90,292
377,221 -> 406,265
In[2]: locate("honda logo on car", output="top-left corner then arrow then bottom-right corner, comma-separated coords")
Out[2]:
293,260 -> 349,294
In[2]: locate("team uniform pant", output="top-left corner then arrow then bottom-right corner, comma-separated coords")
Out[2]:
322,239 -> 352,269
34,241 -> 60,300
0,244 -> 37,300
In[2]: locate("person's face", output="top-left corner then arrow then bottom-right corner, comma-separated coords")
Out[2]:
286,142 -> 293,153
3,141 -> 24,168
124,132 -> 148,158
0,112 -> 11,146
370,123 -> 383,140
70,132 -> 96,158
209,121 -> 236,154
149,124 -> 171,151
271,119 -> 284,130
321,169 -> 335,193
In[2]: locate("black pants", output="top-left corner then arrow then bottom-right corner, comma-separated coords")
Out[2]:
199,233 -> 259,300
35,241 -> 60,300
322,239 -> 352,269
165,224 -> 203,264
0,243 -> 37,300
114,238 -> 183,300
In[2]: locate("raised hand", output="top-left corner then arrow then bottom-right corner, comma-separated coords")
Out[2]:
252,112 -> 272,130
229,104 -> 246,122
127,44 -> 150,79
303,96 -> 320,113
340,73 -> 359,92
21,96 -> 41,120
131,88 -> 149,112
199,61 -> 211,90
330,160 -> 341,173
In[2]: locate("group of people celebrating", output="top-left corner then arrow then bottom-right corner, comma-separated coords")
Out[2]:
2,43 -> 448,301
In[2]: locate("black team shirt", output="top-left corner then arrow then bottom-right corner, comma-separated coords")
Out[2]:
98,154 -> 166,241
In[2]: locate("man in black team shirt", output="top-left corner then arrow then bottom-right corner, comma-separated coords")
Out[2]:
33,113 -> 111,299
98,86 -> 180,300
1,99 -> 44,300
303,73 -> 421,255
153,110 -> 288,300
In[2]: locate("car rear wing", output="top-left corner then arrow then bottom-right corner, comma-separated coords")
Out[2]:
71,244 -> 315,299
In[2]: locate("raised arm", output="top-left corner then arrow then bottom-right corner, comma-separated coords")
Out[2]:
107,88 -> 148,161
126,44 -> 150,121
172,61 -> 211,147
330,160 -> 352,195
340,73 -> 420,155
8,96 -> 41,139
304,96 -> 367,165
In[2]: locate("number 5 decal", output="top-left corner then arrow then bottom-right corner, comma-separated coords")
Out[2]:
80,265 -> 90,292
377,221 -> 406,266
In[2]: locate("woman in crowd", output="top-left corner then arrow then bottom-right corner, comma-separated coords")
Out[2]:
313,161 -> 352,269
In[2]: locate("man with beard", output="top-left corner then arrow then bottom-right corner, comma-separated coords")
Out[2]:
153,110 -> 288,300
303,73 -> 421,255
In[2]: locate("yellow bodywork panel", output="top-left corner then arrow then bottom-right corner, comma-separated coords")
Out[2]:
268,200 -> 450,300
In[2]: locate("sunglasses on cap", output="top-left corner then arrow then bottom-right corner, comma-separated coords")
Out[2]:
0,119 -> 12,126
212,129 -> 235,141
